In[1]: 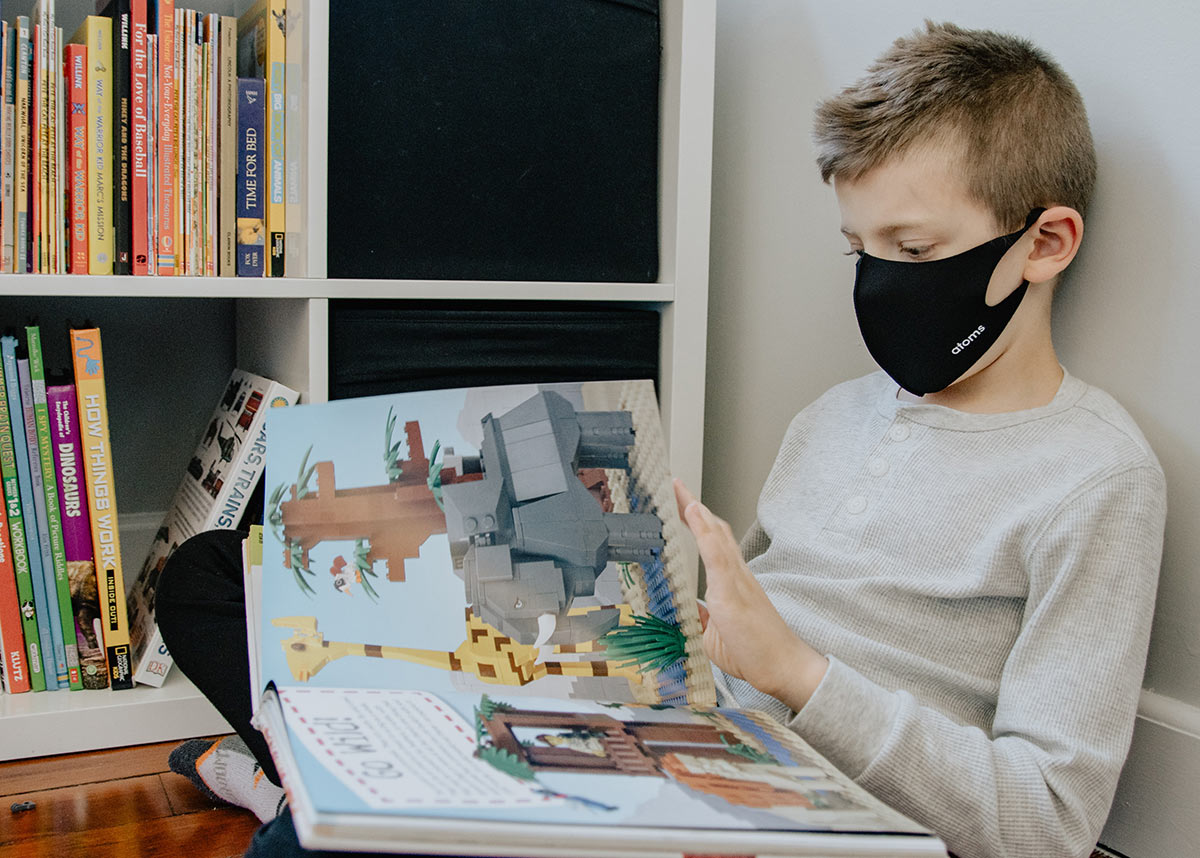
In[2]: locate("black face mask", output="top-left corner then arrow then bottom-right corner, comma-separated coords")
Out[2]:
853,209 -> 1044,396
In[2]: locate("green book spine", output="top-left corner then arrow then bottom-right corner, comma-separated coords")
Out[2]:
27,326 -> 83,689
0,345 -> 45,691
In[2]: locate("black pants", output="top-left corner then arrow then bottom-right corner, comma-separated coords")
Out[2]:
156,530 -> 364,858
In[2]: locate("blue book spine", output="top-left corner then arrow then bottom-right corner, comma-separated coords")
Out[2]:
236,77 -> 265,277
1,339 -> 58,689
17,358 -> 68,686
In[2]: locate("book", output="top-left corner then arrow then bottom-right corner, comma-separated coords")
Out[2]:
130,0 -> 150,275
14,17 -> 30,273
249,380 -> 945,856
64,41 -> 87,273
216,14 -> 235,276
47,383 -> 109,689
70,15 -> 113,275
127,367 -> 299,687
234,76 -> 263,276
69,327 -> 133,690
236,0 -> 283,277
3,23 -> 15,272
1,337 -> 55,690
0,443 -> 31,693
17,355 -> 68,687
153,0 -> 175,275
0,338 -> 45,692
99,0 -> 134,275
27,327 -> 83,689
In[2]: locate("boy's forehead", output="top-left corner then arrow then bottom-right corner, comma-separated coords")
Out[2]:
833,144 -> 986,234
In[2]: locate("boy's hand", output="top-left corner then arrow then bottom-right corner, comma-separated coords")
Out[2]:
674,478 -> 828,712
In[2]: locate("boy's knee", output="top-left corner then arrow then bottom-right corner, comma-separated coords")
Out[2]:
155,530 -> 249,634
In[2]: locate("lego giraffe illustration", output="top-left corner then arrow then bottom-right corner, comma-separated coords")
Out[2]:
272,605 -> 643,687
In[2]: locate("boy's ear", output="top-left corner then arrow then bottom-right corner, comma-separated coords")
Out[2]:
1024,206 -> 1084,285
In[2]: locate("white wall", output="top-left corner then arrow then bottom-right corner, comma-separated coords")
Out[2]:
704,2 -> 1199,855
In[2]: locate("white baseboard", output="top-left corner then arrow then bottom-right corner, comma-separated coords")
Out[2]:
1101,692 -> 1200,858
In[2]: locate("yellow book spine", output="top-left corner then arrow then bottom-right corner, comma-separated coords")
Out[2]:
265,0 -> 284,276
69,328 -> 132,690
86,17 -> 114,275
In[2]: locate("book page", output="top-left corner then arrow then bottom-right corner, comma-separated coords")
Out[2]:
258,381 -> 714,708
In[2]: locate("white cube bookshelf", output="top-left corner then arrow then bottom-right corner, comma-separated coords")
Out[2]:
0,0 -> 713,760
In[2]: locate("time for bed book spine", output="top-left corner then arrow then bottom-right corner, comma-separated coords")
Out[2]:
70,327 -> 133,690
235,77 -> 264,276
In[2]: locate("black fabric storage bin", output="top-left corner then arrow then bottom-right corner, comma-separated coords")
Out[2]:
327,0 -> 660,282
328,301 -> 661,400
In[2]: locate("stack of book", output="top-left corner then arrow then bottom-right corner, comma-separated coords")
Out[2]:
0,0 -> 288,278
0,319 -> 298,696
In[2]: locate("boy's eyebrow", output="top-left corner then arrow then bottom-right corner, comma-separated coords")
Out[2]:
840,222 -> 928,239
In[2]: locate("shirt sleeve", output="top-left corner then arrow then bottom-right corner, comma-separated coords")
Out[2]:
786,465 -> 1166,858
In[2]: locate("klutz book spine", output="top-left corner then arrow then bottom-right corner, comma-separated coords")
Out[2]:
0,341 -> 45,691
48,384 -> 110,690
28,328 -> 84,689
1,339 -> 55,689
17,357 -> 68,687
235,77 -> 264,276
0,473 -> 31,693
130,368 -> 299,686
70,328 -> 133,690
65,42 -> 88,273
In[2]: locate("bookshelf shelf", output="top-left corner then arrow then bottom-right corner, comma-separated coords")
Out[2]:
1,277 -> 679,302
0,0 -> 714,761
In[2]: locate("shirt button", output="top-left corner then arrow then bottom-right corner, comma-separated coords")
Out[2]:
889,423 -> 910,442
868,457 -> 889,477
845,495 -> 867,515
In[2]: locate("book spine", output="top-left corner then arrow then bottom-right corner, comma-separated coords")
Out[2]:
0,444 -> 31,693
3,344 -> 58,690
65,43 -> 88,273
236,77 -> 264,277
31,21 -> 43,273
217,16 -> 236,276
130,370 -> 298,686
173,8 -> 183,274
0,340 -> 44,692
3,24 -> 16,273
48,384 -> 110,690
14,18 -> 30,273
86,16 -> 114,275
27,328 -> 84,689
146,31 -> 157,274
17,357 -> 69,687
154,0 -> 175,275
70,328 -> 133,690
112,1 -> 133,275
265,0 -> 284,277
54,27 -> 66,274
205,14 -> 218,276
130,0 -> 149,275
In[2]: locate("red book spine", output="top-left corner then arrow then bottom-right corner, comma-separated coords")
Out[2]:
131,0 -> 149,275
155,0 -> 175,275
65,43 -> 88,274
0,481 -> 31,693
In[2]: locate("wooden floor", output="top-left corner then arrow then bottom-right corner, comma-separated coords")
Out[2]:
0,738 -> 262,858
0,740 -> 1131,858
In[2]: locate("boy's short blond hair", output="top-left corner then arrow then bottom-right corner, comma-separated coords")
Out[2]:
813,21 -> 1096,230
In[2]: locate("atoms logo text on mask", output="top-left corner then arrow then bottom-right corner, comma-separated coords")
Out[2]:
951,325 -> 987,355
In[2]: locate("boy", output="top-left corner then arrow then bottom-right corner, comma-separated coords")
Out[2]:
675,21 -> 1165,858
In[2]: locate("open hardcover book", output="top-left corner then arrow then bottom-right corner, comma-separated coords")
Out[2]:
246,380 -> 946,856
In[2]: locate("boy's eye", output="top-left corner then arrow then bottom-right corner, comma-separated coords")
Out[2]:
843,249 -> 865,258
900,245 -> 931,260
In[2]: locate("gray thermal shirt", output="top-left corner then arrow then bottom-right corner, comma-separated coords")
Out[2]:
716,369 -> 1167,858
